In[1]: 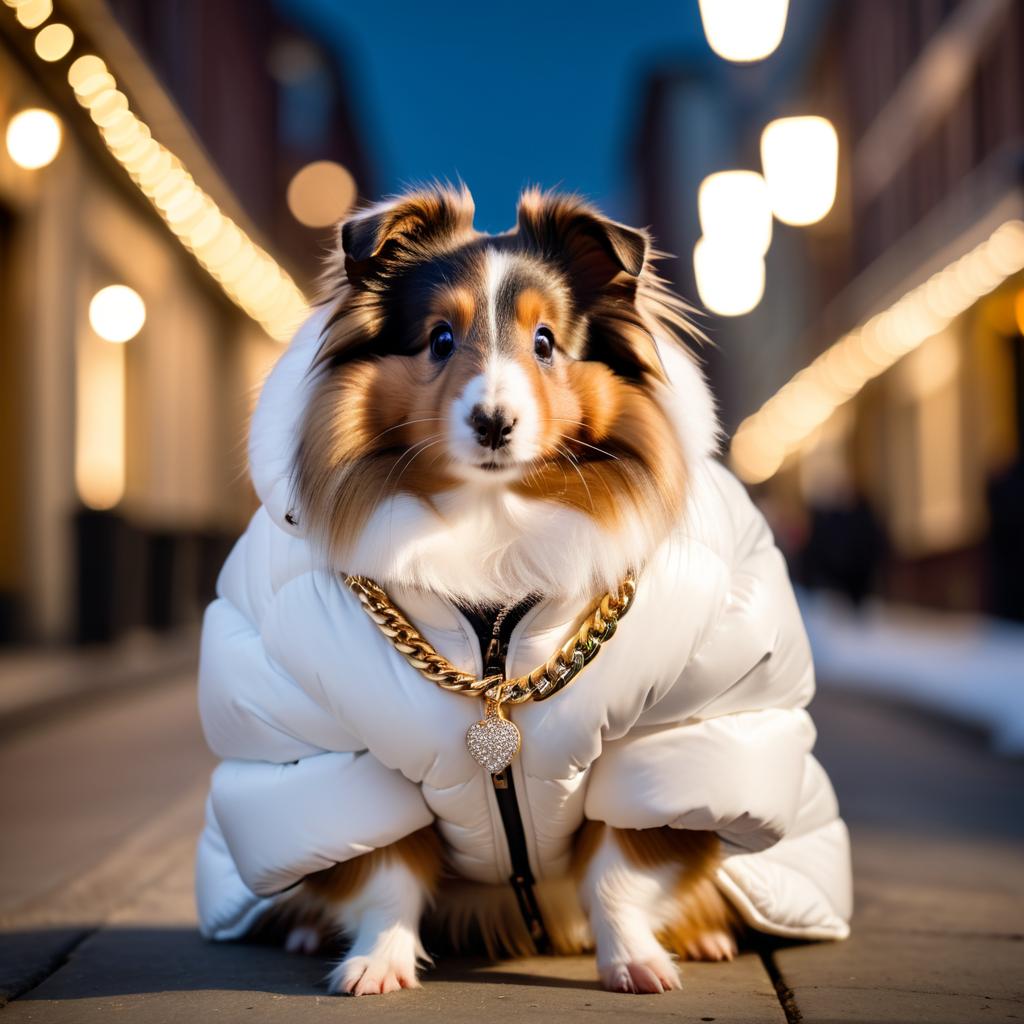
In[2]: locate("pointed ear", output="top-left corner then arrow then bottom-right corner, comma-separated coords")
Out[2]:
339,185 -> 476,288
515,189 -> 649,302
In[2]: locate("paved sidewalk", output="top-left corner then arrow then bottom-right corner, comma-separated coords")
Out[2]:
1,671 -> 1021,1022
0,626 -> 198,735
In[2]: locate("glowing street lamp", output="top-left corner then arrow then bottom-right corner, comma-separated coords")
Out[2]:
693,236 -> 765,317
88,285 -> 146,343
698,170 -> 772,256
5,108 -> 62,169
698,0 -> 789,63
760,116 -> 839,226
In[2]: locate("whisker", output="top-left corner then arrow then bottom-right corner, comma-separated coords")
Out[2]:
380,433 -> 443,491
392,438 -> 447,493
382,434 -> 445,552
555,432 -> 620,462
361,416 -> 448,449
556,441 -> 582,468
555,442 -> 595,511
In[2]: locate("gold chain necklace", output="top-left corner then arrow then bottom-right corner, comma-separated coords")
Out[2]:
344,573 -> 637,773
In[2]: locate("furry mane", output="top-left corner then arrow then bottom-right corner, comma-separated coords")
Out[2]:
292,184 -> 711,603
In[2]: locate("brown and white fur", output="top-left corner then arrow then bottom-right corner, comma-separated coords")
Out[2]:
281,184 -> 737,994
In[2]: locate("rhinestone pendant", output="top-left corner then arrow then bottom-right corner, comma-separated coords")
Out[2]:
466,699 -> 521,774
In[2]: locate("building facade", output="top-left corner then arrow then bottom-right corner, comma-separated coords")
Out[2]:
787,0 -> 1024,616
0,0 -> 368,644
636,0 -> 1024,618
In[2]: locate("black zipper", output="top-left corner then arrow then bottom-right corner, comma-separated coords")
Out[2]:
456,596 -> 552,955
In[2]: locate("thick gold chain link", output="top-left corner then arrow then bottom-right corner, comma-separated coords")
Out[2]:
344,573 -> 637,705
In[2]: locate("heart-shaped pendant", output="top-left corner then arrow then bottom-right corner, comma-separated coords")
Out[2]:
466,713 -> 521,774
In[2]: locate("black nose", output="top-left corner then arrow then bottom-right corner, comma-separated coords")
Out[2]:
469,405 -> 517,450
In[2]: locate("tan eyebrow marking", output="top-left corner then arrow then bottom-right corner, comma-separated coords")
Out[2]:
430,285 -> 475,336
515,288 -> 546,332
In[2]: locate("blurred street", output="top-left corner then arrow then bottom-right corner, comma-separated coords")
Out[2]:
1,657 -> 1021,1024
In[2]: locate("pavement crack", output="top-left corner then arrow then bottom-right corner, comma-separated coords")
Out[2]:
2,927 -> 97,1007
758,946 -> 803,1024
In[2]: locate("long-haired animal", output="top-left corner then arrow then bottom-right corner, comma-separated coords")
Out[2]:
296,185 -> 691,607
195,184 -> 851,998
289,183 -> 733,993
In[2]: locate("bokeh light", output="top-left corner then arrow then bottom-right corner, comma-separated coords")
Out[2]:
61,52 -> 308,341
5,108 -> 62,169
760,115 -> 838,226
34,22 -> 73,61
286,160 -> 357,228
14,0 -> 51,29
698,0 -> 789,63
698,170 -> 772,256
75,337 -> 125,511
693,236 -> 766,317
88,285 -> 147,343
729,218 -> 1024,483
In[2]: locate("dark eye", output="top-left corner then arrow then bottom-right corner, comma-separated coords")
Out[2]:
429,323 -> 455,360
534,326 -> 555,363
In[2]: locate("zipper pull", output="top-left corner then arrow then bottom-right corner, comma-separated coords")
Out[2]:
485,636 -> 501,672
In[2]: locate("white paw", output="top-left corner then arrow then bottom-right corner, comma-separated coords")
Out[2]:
284,924 -> 322,955
683,929 -> 737,962
600,954 -> 682,994
326,951 -> 421,996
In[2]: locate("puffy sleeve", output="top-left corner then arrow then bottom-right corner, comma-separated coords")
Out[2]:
195,506 -> 436,937
585,461 -> 821,854
634,463 -> 815,727
583,709 -> 815,851
209,752 -> 436,897
197,507 -> 364,760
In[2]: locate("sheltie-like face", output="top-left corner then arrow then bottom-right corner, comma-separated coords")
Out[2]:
297,185 -> 694,583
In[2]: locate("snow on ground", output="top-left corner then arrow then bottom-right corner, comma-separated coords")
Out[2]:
799,588 -> 1024,756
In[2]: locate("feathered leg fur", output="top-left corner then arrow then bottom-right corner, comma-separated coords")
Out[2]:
284,827 -> 443,996
276,822 -> 736,995
573,822 -> 738,993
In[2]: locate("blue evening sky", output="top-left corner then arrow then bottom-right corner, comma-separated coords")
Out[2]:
279,0 -> 707,231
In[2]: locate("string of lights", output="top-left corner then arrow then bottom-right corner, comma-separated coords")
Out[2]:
729,218 -> 1024,484
3,0 -> 310,342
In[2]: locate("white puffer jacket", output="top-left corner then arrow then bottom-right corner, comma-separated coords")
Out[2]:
195,311 -> 853,944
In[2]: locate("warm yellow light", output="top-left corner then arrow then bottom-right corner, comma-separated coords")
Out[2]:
74,71 -> 117,104
698,170 -> 772,256
87,89 -> 129,126
67,54 -> 106,87
76,333 -> 125,510
5,108 -> 61,169
729,218 -> 1024,484
88,285 -> 146,343
59,46 -> 308,341
730,424 -> 785,484
760,116 -> 838,226
698,0 -> 788,63
286,160 -> 357,228
34,22 -> 73,61
14,0 -> 50,28
693,236 -> 765,317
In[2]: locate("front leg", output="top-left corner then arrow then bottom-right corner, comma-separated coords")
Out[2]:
575,822 -> 730,994
576,822 -> 682,993
302,827 -> 442,996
